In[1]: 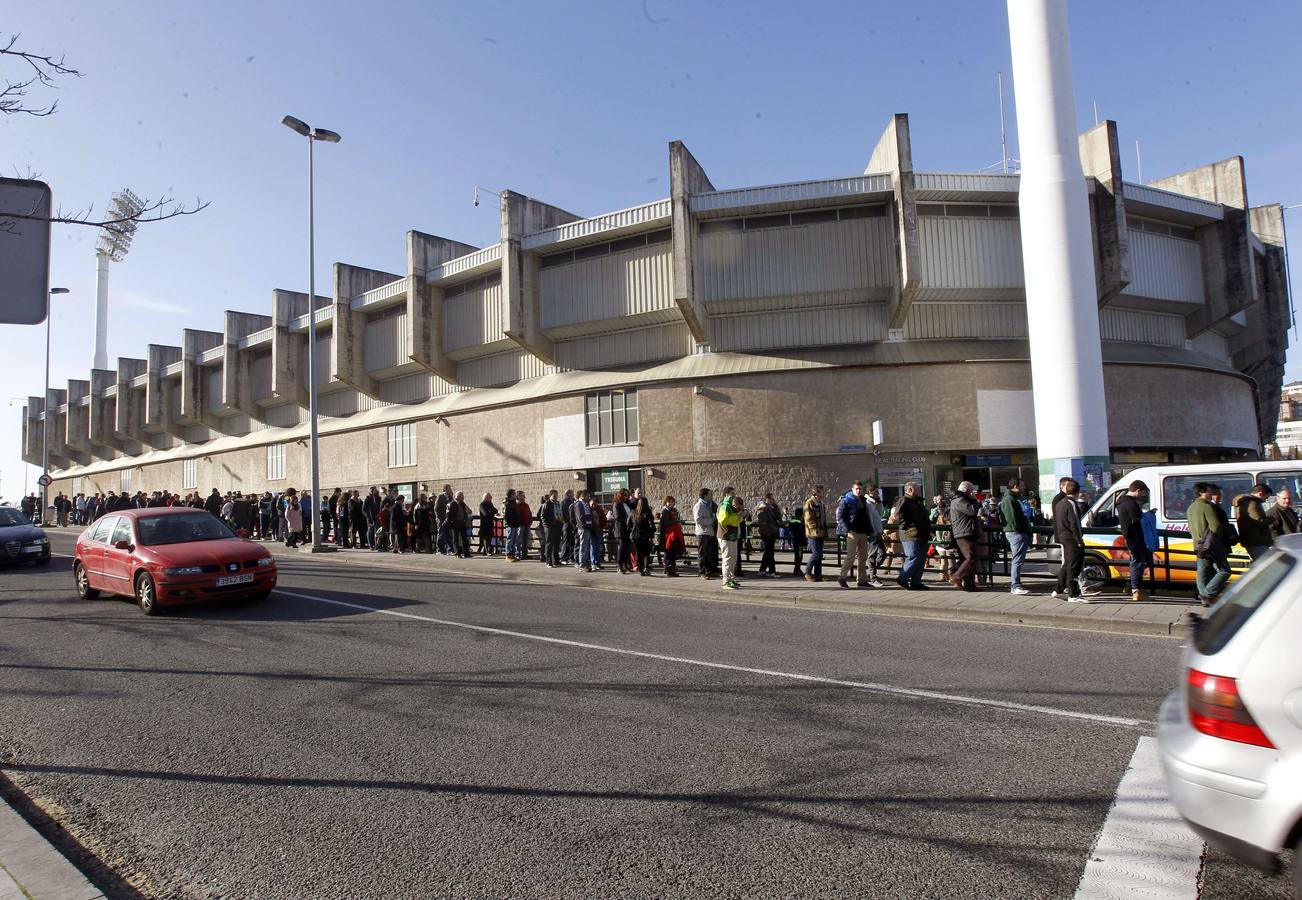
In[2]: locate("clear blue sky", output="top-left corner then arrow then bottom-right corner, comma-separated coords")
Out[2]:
3,0 -> 1299,500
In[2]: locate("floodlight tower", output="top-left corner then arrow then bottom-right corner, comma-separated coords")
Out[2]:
93,189 -> 145,371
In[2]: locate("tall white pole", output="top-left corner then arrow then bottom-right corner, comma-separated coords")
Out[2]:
41,307 -> 50,524
1007,0 -> 1111,497
93,250 -> 110,371
306,136 -> 323,551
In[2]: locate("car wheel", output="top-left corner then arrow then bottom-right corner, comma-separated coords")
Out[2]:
74,561 -> 99,600
135,572 -> 161,616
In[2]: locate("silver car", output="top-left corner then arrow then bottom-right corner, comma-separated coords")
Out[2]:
1158,533 -> 1302,893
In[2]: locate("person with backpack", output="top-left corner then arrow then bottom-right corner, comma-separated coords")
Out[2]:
755,493 -> 781,578
541,489 -> 563,568
999,478 -> 1033,595
836,481 -> 882,590
717,487 -> 743,590
692,488 -> 719,579
1233,483 -> 1274,561
572,490 -> 595,572
802,485 -> 827,582
658,496 -> 685,576
1115,480 -> 1153,602
1189,482 -> 1232,606
629,488 -> 656,575
890,481 -> 931,591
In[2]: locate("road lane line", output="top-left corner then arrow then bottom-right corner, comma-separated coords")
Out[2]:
1074,736 -> 1203,899
274,588 -> 1150,729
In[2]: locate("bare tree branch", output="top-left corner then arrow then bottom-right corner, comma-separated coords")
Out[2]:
0,196 -> 211,234
1,32 -> 82,116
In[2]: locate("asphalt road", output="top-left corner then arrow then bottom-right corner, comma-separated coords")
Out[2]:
0,531 -> 1291,899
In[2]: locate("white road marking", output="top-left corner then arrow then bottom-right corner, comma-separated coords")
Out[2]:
1074,736 -> 1204,899
274,588 -> 1150,729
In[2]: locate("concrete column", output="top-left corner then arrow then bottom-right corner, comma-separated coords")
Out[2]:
1230,203 -> 1291,447
65,380 -> 91,465
1150,157 -> 1254,338
333,263 -> 401,398
21,398 -> 42,465
114,358 -> 148,451
1008,0 -> 1111,496
272,289 -> 313,409
222,311 -> 273,420
866,115 -> 921,329
44,388 -> 69,470
407,230 -> 477,384
1077,120 -> 1131,306
500,191 -> 580,364
669,142 -> 713,343
181,329 -> 223,430
88,369 -> 121,460
146,344 -> 183,438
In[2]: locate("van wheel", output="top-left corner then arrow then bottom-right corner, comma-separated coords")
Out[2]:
135,572 -> 160,616
74,561 -> 99,599
1080,553 -> 1113,587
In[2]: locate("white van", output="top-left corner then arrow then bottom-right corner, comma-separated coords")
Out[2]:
1081,460 -> 1302,587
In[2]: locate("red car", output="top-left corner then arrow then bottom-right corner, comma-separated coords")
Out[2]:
73,507 -> 277,615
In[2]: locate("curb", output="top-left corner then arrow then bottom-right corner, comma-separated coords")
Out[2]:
275,544 -> 1191,639
0,794 -> 105,900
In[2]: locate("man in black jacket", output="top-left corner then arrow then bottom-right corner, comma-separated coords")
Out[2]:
1267,488 -> 1299,541
541,490 -> 562,568
948,482 -> 980,592
1115,480 -> 1151,602
1052,478 -> 1088,602
560,490 -> 576,564
205,488 -> 223,518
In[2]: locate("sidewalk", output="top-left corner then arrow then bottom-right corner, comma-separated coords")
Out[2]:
0,795 -> 104,900
272,542 -> 1198,638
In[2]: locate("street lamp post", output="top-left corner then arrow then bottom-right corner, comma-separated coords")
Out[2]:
281,115 -> 340,552
42,287 -> 69,525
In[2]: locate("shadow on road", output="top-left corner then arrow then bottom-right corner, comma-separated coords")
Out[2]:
0,770 -> 148,900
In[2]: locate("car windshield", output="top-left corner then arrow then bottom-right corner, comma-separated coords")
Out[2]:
1195,551 -> 1295,656
136,513 -> 234,546
0,508 -> 27,527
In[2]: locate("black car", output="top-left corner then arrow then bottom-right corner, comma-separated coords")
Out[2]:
0,506 -> 51,566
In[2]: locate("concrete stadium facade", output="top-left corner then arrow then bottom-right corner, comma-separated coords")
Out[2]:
23,115 -> 1292,509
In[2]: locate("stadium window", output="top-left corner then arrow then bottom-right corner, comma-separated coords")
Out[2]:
585,389 -> 639,447
387,422 -> 416,469
266,444 -> 286,481
182,458 -> 197,489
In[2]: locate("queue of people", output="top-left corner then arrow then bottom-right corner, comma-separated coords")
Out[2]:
30,474 -> 1301,604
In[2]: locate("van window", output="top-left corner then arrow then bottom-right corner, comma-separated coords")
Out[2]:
1256,471 -> 1302,500
1194,551 -> 1294,656
1088,488 -> 1127,528
1162,474 -> 1252,520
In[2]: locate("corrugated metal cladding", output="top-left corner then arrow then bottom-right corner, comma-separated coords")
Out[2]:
443,277 -> 506,356
540,243 -> 674,332
261,404 -> 303,429
1190,329 -> 1230,361
457,350 -> 548,389
918,217 -> 1024,293
318,388 -> 360,419
554,323 -> 693,370
377,372 -> 441,405
904,303 -> 1027,339
1098,306 -> 1186,346
364,307 -> 411,371
1122,182 -> 1223,220
709,303 -> 890,352
206,369 -> 224,413
298,336 -> 333,386
523,199 -> 671,250
251,352 -> 273,402
698,216 -> 895,312
1125,230 -> 1205,304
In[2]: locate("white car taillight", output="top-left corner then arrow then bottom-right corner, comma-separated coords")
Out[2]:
1187,668 -> 1275,749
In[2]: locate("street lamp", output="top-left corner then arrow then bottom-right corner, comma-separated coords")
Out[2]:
281,114 -> 340,552
41,287 -> 69,525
